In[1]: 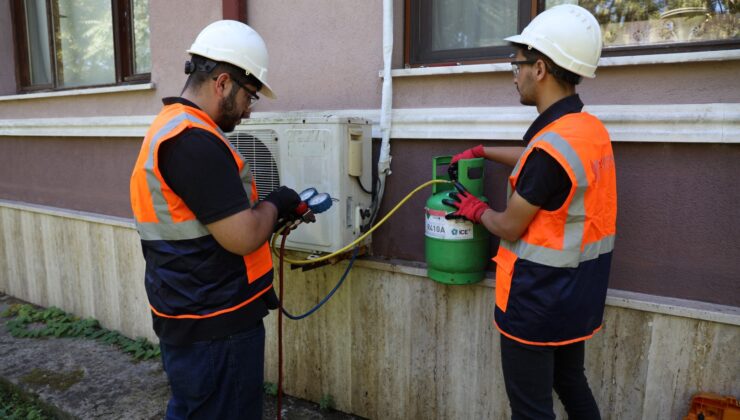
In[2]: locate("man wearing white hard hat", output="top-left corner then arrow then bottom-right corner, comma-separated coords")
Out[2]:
445,5 -> 615,419
130,20 -> 304,418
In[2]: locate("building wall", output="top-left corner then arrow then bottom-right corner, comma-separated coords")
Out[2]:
0,2 -> 738,322
0,204 -> 738,419
248,0 -> 385,111
370,139 -> 740,306
0,137 -> 140,218
0,1 -> 738,308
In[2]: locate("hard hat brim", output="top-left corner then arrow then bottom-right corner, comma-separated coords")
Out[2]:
258,83 -> 275,99
503,34 -> 526,46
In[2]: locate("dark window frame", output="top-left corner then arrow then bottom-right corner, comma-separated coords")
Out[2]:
10,0 -> 151,93
405,0 -> 740,67
405,0 -> 536,67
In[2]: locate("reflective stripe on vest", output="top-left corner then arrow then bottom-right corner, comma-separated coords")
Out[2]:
501,131 -> 614,268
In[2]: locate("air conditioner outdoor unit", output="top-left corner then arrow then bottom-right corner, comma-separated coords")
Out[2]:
227,116 -> 373,254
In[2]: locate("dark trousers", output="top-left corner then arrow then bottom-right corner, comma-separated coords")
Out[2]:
500,335 -> 601,420
160,321 -> 266,420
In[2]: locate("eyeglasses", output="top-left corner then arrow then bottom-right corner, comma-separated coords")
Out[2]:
213,76 -> 260,108
232,78 -> 260,108
510,59 -> 537,78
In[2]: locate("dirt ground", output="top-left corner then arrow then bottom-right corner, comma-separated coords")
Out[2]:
263,393 -> 365,420
0,293 -> 365,419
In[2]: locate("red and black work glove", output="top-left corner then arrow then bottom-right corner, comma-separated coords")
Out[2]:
442,181 -> 489,224
448,144 -> 485,180
451,144 -> 485,165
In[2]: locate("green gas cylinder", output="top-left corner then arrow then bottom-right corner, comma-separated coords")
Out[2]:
425,156 -> 489,285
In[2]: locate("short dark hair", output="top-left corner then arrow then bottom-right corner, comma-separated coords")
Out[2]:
517,46 -> 582,86
185,55 -> 263,92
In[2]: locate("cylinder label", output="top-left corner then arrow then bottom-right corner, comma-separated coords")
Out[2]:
425,208 -> 474,240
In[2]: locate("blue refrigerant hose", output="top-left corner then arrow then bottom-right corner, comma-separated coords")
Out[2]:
274,179 -> 451,419
279,245 -> 359,320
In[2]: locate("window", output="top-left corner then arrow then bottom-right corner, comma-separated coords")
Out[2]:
407,0 -> 532,66
11,0 -> 151,92
574,0 -> 738,54
406,0 -> 738,67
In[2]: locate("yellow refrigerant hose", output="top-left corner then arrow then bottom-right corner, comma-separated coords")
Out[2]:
270,178 -> 451,265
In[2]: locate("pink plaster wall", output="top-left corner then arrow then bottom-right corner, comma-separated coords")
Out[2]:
0,136 -> 140,217
247,0 -> 384,111
390,60 -> 740,109
147,1 -> 223,100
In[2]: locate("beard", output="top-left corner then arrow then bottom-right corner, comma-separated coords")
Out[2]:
215,85 -> 243,132
516,80 -> 536,106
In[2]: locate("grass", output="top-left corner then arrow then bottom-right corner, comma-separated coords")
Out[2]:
263,381 -> 278,396
1,303 -> 160,361
319,394 -> 336,411
0,380 -> 56,420
0,302 -> 162,417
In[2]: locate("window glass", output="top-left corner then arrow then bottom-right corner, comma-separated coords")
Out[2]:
431,0 -> 518,51
133,0 -> 151,74
409,0 -> 527,65
548,0 -> 738,47
13,0 -> 151,91
24,0 -> 52,85
55,0 -> 115,88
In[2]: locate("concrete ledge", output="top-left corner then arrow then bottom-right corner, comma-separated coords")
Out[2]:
0,199 -> 134,229
605,289 -> 740,327
0,83 -> 155,102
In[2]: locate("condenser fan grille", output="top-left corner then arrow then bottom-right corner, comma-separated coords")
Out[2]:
227,129 -> 280,201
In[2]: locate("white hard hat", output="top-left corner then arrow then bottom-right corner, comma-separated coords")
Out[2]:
505,5 -> 602,78
188,20 -> 275,98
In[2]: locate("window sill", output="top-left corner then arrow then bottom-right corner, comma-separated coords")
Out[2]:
0,83 -> 155,102
385,49 -> 740,78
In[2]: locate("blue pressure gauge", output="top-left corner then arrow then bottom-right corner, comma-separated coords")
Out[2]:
307,192 -> 333,214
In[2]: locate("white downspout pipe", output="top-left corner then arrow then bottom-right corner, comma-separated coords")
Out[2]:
372,0 -> 393,226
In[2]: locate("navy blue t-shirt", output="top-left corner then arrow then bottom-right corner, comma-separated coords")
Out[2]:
515,95 -> 583,211
157,97 -> 250,224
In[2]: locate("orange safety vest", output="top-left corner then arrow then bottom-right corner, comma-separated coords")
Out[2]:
493,112 -> 617,346
130,102 -> 273,342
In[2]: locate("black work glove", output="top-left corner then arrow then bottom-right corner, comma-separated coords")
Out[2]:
263,186 -> 301,221
447,163 -> 459,181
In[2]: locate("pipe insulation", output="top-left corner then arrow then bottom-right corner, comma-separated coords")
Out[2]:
372,0 -> 394,226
